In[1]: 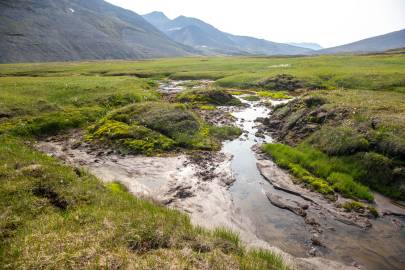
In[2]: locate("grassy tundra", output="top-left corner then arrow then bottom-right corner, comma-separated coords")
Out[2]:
1,53 -> 404,268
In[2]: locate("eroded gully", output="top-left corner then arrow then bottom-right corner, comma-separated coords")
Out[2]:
37,80 -> 405,270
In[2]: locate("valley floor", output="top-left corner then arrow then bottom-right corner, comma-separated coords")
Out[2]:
1,54 -> 404,269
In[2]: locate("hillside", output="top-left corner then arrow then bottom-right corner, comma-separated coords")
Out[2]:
288,42 -> 323,50
143,12 -> 312,56
0,0 -> 195,63
318,28 -> 405,54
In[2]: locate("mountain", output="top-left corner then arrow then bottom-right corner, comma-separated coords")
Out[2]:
288,42 -> 323,50
143,12 -> 313,56
318,29 -> 405,54
0,0 -> 195,63
142,11 -> 171,30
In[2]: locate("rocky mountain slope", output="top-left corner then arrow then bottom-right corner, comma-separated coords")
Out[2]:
317,29 -> 405,54
0,0 -> 195,63
288,42 -> 323,50
143,11 -> 313,56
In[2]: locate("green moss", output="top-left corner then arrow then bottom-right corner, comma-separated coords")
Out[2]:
86,102 -> 228,154
107,182 -> 128,194
242,95 -> 261,101
87,118 -> 175,155
209,126 -> 242,141
229,91 -> 244,95
199,105 -> 216,110
367,206 -> 379,217
258,91 -> 291,99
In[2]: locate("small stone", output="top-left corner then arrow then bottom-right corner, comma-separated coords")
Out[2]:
311,234 -> 323,246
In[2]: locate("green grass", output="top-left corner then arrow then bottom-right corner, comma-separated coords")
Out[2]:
262,143 -> 374,201
1,54 -> 404,92
0,136 -> 290,270
0,76 -> 159,137
342,201 -> 366,212
242,95 -> 261,101
267,87 -> 405,200
341,201 -> 379,217
1,54 -> 405,268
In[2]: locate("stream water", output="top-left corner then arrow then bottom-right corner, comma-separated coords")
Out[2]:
221,96 -> 405,270
38,81 -> 405,270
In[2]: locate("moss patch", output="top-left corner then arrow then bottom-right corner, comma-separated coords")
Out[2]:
87,102 -> 227,155
258,91 -> 292,99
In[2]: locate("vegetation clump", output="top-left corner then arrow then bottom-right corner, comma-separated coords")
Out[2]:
307,127 -> 370,155
87,102 -> 240,155
262,143 -> 374,201
264,89 -> 405,200
341,201 -> 379,217
342,201 -> 366,212
242,95 -> 261,101
257,74 -> 305,91
0,136 -> 291,269
258,91 -> 292,99
177,88 -> 242,106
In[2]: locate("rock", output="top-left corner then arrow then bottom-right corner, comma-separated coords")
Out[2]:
255,117 -> 270,125
351,261 -> 360,268
309,247 -> 317,256
266,192 -> 307,217
305,217 -> 320,226
311,233 -> 323,246
267,119 -> 282,129
255,131 -> 265,138
71,141 -> 81,149
300,203 -> 309,210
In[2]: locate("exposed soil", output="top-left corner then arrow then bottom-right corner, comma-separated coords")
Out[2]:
35,81 -> 405,270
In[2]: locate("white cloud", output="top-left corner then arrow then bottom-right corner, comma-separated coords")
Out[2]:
106,0 -> 405,48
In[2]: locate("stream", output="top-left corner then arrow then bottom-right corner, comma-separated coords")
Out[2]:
221,96 -> 405,270
37,80 -> 405,270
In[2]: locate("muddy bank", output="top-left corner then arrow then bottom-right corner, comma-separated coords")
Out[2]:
36,133 -> 272,245
37,132 -> 360,270
35,81 -> 405,270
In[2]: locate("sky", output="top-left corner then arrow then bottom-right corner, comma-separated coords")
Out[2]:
106,0 -> 405,48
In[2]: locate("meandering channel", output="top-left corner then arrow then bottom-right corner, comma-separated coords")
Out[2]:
37,80 -> 405,270
222,95 -> 405,270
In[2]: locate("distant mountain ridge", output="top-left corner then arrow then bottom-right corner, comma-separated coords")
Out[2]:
317,29 -> 405,54
1,2 -> 404,63
143,11 -> 313,56
0,0 -> 195,63
288,42 -> 323,50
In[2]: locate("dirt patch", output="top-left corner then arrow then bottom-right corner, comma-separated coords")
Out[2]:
32,185 -> 68,210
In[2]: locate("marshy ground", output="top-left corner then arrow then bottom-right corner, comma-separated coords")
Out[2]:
1,53 -> 404,269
